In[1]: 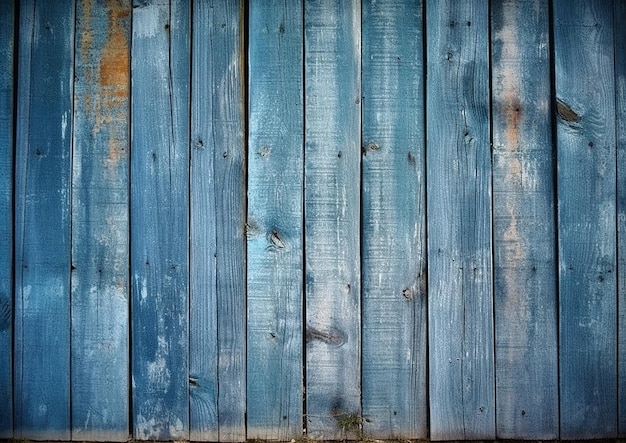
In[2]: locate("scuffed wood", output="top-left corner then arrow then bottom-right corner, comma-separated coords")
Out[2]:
426,0 -> 495,439
304,0 -> 361,439
553,0 -> 617,438
247,1 -> 304,440
131,0 -> 190,439
361,0 -> 427,439
491,0 -> 558,439
14,0 -> 75,439
71,0 -> 130,440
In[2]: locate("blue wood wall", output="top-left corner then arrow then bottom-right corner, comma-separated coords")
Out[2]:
0,0 -> 624,440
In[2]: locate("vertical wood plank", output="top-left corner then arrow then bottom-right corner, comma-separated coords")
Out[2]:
0,0 -> 14,438
491,0 -> 559,439
131,0 -> 190,439
247,1 -> 304,440
361,0 -> 427,439
617,0 -> 626,434
190,1 -> 246,440
553,1 -> 617,438
14,0 -> 74,439
304,1 -> 361,439
425,0 -> 494,439
71,0 -> 130,440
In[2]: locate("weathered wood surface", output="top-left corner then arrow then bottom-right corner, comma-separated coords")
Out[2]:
190,1 -> 246,441
553,0 -> 617,438
0,0 -> 14,438
71,1 -> 130,440
131,0 -> 190,439
361,0 -> 427,439
247,1 -> 304,440
426,0 -> 494,439
304,0 -> 361,439
14,0 -> 75,439
491,0 -> 558,439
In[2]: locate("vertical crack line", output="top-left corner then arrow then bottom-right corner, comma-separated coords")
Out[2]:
301,0 -> 307,436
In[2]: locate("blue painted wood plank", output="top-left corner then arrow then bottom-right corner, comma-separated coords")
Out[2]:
616,0 -> 626,434
425,0 -> 494,439
0,0 -> 14,438
190,1 -> 246,441
553,1 -> 617,438
247,1 -> 304,440
304,1 -> 361,439
361,0 -> 427,439
491,0 -> 558,439
71,0 -> 130,440
131,0 -> 190,439
13,0 -> 74,439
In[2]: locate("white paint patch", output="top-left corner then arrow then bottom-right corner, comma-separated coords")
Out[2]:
147,335 -> 171,388
133,6 -> 161,39
61,112 -> 68,141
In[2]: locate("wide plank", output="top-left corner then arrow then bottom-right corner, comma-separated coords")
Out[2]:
131,0 -> 190,439
425,0 -> 495,439
13,0 -> 74,439
0,0 -> 14,438
304,1 -> 361,439
247,1 -> 304,440
71,0 -> 130,440
491,0 -> 558,439
553,1 -> 617,438
361,0 -> 427,439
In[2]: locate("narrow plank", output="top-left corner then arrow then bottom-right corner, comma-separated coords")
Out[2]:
361,0 -> 427,439
13,0 -> 74,439
425,0 -> 494,439
553,1 -> 617,438
71,0 -> 130,440
190,1 -> 246,440
490,0 -> 558,439
246,1 -> 304,440
617,0 -> 626,434
0,0 -> 15,438
131,0 -> 190,439
304,1 -> 361,439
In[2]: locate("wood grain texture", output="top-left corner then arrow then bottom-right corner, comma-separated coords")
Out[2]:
304,1 -> 361,439
190,1 -> 246,440
490,0 -> 558,439
247,1 -> 304,440
361,0 -> 427,439
425,0 -> 494,439
13,0 -> 74,439
553,1 -> 617,438
131,0 -> 190,439
71,0 -> 130,440
617,0 -> 626,435
0,0 -> 14,438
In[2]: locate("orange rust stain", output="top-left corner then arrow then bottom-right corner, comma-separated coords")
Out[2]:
100,0 -> 130,92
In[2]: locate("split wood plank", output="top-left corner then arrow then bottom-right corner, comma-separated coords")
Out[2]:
361,0 -> 427,439
131,0 -> 190,439
14,0 -> 75,439
247,1 -> 304,440
491,0 -> 558,439
553,0 -> 618,438
426,0 -> 495,439
304,0 -> 361,439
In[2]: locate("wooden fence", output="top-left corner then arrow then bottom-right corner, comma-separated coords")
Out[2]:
0,0 -> 625,440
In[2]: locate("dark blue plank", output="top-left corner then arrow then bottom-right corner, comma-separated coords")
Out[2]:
617,0 -> 626,435
361,0 -> 427,439
71,0 -> 130,440
304,0 -> 361,439
13,0 -> 74,439
247,1 -> 304,440
0,0 -> 14,438
553,0 -> 617,438
190,1 -> 246,441
131,0 -> 190,439
426,0 -> 495,439
491,0 -> 558,439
